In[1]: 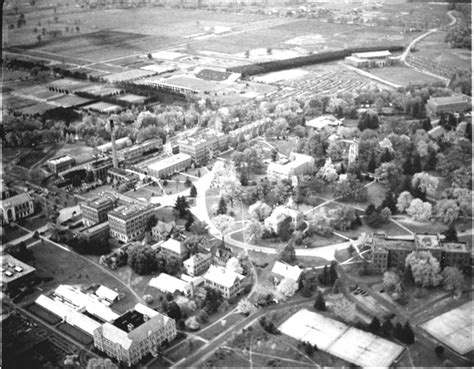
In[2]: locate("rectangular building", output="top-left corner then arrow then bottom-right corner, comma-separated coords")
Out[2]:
371,233 -> 471,272
151,221 -> 175,242
183,253 -> 212,277
93,304 -> 176,367
80,196 -> 116,227
116,138 -> 163,163
87,157 -> 113,182
149,273 -> 193,296
345,50 -> 393,68
147,153 -> 192,179
267,152 -> 315,181
0,192 -> 34,225
79,221 -> 110,242
47,155 -> 76,173
426,95 -> 471,115
108,204 -> 154,243
107,167 -> 139,186
1,254 -> 36,294
177,130 -> 229,165
202,265 -> 245,299
97,137 -> 132,153
157,238 -> 189,261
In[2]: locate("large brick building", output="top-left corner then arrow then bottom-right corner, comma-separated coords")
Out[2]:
177,129 -> 229,165
108,204 -> 154,243
371,233 -> 471,273
93,304 -> 176,367
80,196 -> 116,227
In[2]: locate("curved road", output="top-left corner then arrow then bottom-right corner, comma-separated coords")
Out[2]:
400,10 -> 457,85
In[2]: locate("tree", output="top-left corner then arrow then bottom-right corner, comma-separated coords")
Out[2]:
383,271 -> 401,294
443,223 -> 458,242
278,216 -> 293,242
317,159 -> 338,183
328,206 -> 356,231
411,172 -> 439,198
380,191 -> 397,214
86,358 -> 118,369
368,317 -> 381,334
145,214 -> 158,232
190,220 -> 208,236
217,196 -> 228,215
405,251 -> 442,287
442,267 -> 464,296
167,302 -> 182,321
397,191 -> 413,213
245,220 -> 263,243
174,196 -> 190,218
248,201 -> 272,222
381,319 -> 394,337
314,291 -> 326,311
375,162 -> 402,191
434,199 -> 460,225
279,243 -> 296,264
185,316 -> 200,331
204,287 -> 223,314
212,214 -> 234,246
406,198 -> 432,222
226,257 -> 243,274
401,322 -> 415,344
332,297 -> 356,322
236,299 -> 256,315
190,185 -> 197,197
127,246 -> 157,275
367,151 -> 377,173
277,277 -> 298,298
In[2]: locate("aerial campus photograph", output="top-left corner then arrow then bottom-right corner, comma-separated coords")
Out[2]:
0,0 -> 472,368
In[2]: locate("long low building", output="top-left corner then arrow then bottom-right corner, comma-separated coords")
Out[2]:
146,153 -> 192,179
116,138 -> 163,163
267,152 -> 315,181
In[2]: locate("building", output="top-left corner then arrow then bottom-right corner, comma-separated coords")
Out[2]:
1,254 -> 36,294
149,273 -> 193,296
1,180 -> 10,200
305,115 -> 341,131
143,75 -> 224,95
107,167 -> 140,186
202,265 -> 245,299
271,261 -> 302,283
116,138 -> 163,163
371,233 -> 471,272
0,192 -> 34,225
80,196 -> 116,227
47,155 -> 76,173
79,221 -> 110,242
267,152 -> 315,182
151,221 -> 175,242
183,253 -> 212,277
108,204 -> 155,243
344,50 -> 394,68
229,118 -> 272,143
426,95 -> 472,115
156,238 -> 188,261
95,285 -> 119,305
93,303 -> 176,367
87,157 -> 114,182
177,130 -> 229,164
146,153 -> 192,179
97,137 -> 132,153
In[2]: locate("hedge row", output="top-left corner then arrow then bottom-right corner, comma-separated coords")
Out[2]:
227,45 -> 405,77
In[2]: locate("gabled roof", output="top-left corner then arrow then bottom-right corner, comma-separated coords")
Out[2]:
160,238 -> 186,255
203,265 -> 244,289
95,285 -> 119,302
271,261 -> 302,281
149,273 -> 191,294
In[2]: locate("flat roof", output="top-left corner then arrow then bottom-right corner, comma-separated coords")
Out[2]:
149,273 -> 190,295
1,254 -> 36,284
83,102 -> 122,113
113,310 -> 146,332
116,94 -> 148,103
48,155 -> 75,165
353,50 -> 391,59
421,301 -> 473,355
429,95 -> 470,105
146,75 -> 224,93
279,309 -> 404,368
108,203 -> 151,220
84,195 -> 115,209
147,153 -> 191,172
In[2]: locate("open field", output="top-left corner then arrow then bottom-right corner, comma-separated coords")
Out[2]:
30,240 -> 139,313
166,338 -> 206,363
369,66 -> 442,86
198,313 -> 242,341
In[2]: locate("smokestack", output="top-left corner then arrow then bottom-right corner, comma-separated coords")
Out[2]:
110,119 -> 118,168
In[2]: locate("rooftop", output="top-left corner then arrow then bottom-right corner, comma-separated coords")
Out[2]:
415,234 -> 441,249
443,242 -> 470,253
203,265 -> 244,289
84,195 -> 115,209
159,238 -> 186,255
149,273 -> 191,295
271,261 -> 302,281
306,115 -> 340,129
428,95 -> 471,105
145,75 -> 224,93
147,153 -> 192,172
113,310 -> 146,332
1,192 -> 33,208
184,253 -> 212,267
269,152 -> 314,170
118,138 -> 162,153
353,50 -> 392,59
108,204 -> 152,220
1,254 -> 36,284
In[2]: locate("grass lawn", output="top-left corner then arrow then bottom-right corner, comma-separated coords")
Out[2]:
206,188 -> 250,222
16,146 -> 53,169
203,347 -> 250,368
397,219 -> 448,235
301,233 -> 347,248
78,184 -> 115,200
198,313 -> 242,341
27,303 -> 61,325
57,323 -> 93,346
30,241 -> 139,313
369,66 -> 441,87
166,338 -> 205,363
18,214 -> 49,232
2,224 -> 28,243
125,186 -> 163,201
337,218 -> 411,239
161,179 -> 189,196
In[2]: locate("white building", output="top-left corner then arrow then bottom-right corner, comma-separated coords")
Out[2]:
183,253 -> 212,277
202,265 -> 245,299
146,153 -> 192,179
154,238 -> 188,261
149,273 -> 193,296
271,261 -> 303,283
305,115 -> 341,131
267,152 -> 315,181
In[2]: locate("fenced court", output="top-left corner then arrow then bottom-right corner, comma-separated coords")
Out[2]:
420,301 -> 473,355
279,309 -> 404,368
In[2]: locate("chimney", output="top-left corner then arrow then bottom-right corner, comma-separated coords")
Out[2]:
143,314 -> 149,321
127,323 -> 134,332
110,119 -> 118,168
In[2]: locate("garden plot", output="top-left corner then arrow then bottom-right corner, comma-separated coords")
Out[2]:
420,300 -> 473,355
279,309 -> 404,368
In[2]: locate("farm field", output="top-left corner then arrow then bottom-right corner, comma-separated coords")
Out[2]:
369,66 -> 443,86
